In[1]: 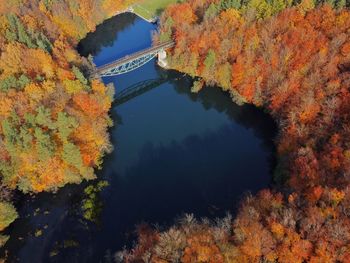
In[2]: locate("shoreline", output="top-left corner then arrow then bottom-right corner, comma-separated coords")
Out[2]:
115,7 -> 158,24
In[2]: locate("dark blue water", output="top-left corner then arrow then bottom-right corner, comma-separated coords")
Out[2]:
2,13 -> 276,262
79,13 -> 156,65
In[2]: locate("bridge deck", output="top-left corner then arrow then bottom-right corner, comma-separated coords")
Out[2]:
95,41 -> 174,75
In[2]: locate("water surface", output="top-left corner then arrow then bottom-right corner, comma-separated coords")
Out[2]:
2,13 -> 276,262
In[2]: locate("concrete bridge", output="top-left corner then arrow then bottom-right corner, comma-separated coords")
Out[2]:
94,41 -> 174,77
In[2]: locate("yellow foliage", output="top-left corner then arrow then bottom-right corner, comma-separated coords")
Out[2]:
0,0 -> 128,241
220,8 -> 242,27
0,42 -> 24,76
41,80 -> 56,94
270,222 -> 285,239
64,48 -> 79,63
63,80 -> 85,94
0,16 -> 9,34
0,202 -> 18,232
298,0 -> 315,13
329,188 -> 345,205
25,82 -> 45,101
22,15 -> 39,30
34,50 -> 56,78
91,79 -> 107,95
0,97 -> 13,117
51,15 -> 81,39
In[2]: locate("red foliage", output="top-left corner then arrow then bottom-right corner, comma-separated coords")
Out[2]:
121,2 -> 350,262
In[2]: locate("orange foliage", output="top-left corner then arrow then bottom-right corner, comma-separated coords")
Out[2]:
182,233 -> 224,263
161,2 -> 350,191
122,1 -> 350,262
166,3 -> 197,25
73,93 -> 104,118
0,0 -> 131,194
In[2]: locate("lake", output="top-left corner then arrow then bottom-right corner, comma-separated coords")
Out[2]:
2,13 -> 276,263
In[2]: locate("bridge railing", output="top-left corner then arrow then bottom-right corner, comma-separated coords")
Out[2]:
95,40 -> 175,74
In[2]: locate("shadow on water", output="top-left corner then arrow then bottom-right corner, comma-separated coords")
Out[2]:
169,72 -> 277,150
2,12 -> 277,263
112,69 -> 276,155
1,183 -> 88,262
77,13 -> 137,57
96,69 -> 277,252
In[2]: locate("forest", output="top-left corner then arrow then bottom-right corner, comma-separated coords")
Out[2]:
1,0 -> 350,262
0,0 -> 133,250
123,0 -> 350,262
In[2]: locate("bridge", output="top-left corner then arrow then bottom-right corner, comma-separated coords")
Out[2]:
94,41 -> 175,77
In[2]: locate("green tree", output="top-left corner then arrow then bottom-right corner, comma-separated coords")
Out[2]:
0,76 -> 17,92
62,142 -> 83,170
72,66 -> 88,86
35,106 -> 54,129
6,14 -> 36,48
56,112 -> 78,141
81,180 -> 109,222
325,0 -> 335,7
2,118 -> 19,154
220,0 -> 242,10
204,3 -> 219,20
34,127 -> 54,160
204,49 -> 216,72
160,17 -> 174,42
24,113 -> 36,127
0,161 -> 16,186
5,14 -> 19,42
28,29 -> 53,52
0,201 -> 18,231
42,0 -> 56,9
17,74 -> 31,89
19,127 -> 33,150
335,0 -> 346,8
0,75 -> 31,91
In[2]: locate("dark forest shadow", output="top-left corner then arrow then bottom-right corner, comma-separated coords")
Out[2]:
77,13 -> 137,57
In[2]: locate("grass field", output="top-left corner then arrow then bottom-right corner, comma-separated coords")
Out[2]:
133,0 -> 179,21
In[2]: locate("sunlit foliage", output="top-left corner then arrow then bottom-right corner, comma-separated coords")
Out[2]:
125,188 -> 350,262
0,202 -> 17,232
0,0 -> 132,248
159,0 -> 350,190
124,0 -> 350,261
81,180 -> 109,223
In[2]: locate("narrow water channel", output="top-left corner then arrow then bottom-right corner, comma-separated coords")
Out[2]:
2,13 -> 276,263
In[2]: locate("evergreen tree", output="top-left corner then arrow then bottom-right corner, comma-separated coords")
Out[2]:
2,119 -> 18,151
19,127 -> 33,150
335,0 -> 346,8
72,66 -> 88,86
62,142 -> 83,170
0,76 -> 17,92
204,50 -> 216,72
35,106 -> 54,129
34,127 -> 54,160
17,75 -> 31,90
204,3 -> 219,20
220,0 -> 242,10
56,112 -> 78,141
